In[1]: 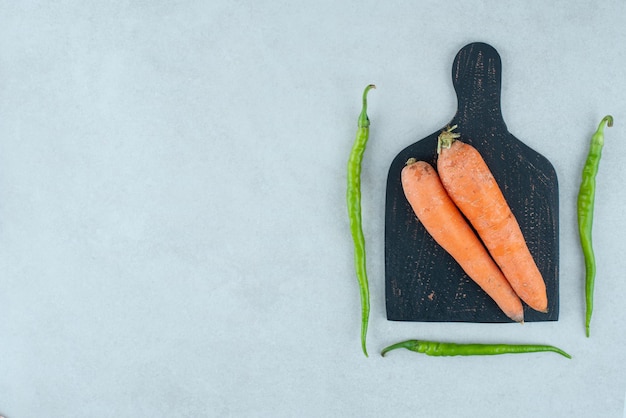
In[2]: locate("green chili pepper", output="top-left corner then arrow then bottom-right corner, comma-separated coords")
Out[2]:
347,84 -> 375,357
578,115 -> 613,338
381,339 -> 571,359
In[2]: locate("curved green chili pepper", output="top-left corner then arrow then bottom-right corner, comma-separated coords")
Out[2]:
578,115 -> 613,337
381,339 -> 571,359
347,84 -> 375,357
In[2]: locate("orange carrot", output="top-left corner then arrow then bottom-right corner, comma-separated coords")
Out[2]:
401,159 -> 524,323
436,126 -> 548,313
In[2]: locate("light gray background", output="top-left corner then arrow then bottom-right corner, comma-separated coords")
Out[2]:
0,1 -> 625,417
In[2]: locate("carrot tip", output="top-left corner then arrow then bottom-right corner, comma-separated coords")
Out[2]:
405,158 -> 417,166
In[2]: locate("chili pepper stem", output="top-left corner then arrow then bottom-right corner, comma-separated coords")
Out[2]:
598,115 -> 613,132
381,340 -> 415,357
358,84 -> 375,128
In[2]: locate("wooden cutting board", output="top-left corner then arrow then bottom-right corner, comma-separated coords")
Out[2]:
384,42 -> 559,323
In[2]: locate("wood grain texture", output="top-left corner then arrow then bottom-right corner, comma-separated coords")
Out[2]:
384,42 -> 559,322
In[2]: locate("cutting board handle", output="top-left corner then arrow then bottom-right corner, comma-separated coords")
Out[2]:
452,42 -> 505,129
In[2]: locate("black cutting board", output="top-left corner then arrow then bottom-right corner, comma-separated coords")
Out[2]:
385,42 -> 559,323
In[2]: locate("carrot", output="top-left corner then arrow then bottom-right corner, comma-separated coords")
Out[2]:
401,159 -> 524,323
436,126 -> 548,313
